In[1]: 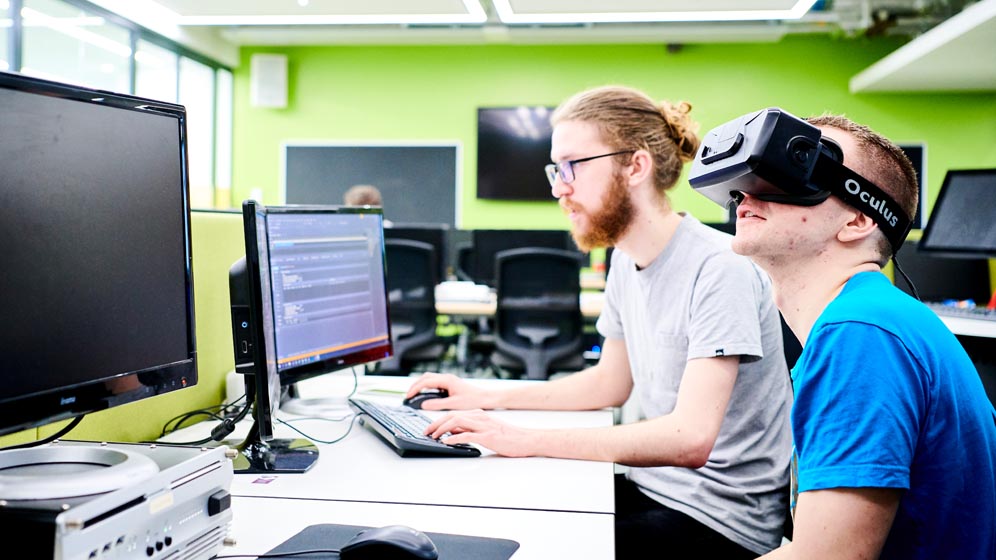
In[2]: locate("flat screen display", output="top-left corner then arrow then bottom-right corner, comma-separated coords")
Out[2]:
0,71 -> 195,436
477,106 -> 557,201
919,168 -> 996,258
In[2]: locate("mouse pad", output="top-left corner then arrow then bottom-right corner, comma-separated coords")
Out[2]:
266,523 -> 521,559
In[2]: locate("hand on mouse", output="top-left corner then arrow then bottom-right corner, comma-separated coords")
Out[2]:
405,373 -> 496,411
423,409 -> 536,458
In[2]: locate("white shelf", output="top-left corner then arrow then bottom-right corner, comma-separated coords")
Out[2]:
850,0 -> 996,92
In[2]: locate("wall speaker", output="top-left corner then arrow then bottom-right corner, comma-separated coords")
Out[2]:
250,54 -> 288,109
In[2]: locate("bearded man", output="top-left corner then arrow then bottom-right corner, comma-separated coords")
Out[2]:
408,86 -> 794,558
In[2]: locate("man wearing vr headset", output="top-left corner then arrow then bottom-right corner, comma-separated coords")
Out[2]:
408,86 -> 794,558
690,109 -> 996,559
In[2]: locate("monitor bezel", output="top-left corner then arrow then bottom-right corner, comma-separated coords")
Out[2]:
0,70 -> 196,438
918,168 -> 996,259
259,204 -> 394,388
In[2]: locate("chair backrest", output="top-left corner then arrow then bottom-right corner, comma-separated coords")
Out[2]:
384,239 -> 439,341
384,222 -> 449,281
454,242 -> 474,282
493,248 -> 584,377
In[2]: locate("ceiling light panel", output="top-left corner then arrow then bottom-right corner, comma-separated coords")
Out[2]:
494,0 -> 819,24
145,0 -> 487,25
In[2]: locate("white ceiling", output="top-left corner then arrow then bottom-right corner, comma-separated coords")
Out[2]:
82,0 -> 995,92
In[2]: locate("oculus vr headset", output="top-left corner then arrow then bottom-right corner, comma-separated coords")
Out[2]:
688,108 -> 912,251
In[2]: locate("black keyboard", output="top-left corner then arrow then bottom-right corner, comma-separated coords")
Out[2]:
926,302 -> 996,322
348,398 -> 481,457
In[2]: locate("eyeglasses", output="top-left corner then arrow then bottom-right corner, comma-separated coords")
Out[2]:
544,150 -> 634,188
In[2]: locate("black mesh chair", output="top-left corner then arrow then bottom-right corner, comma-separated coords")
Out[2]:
454,242 -> 475,282
490,248 -> 586,380
377,239 -> 446,374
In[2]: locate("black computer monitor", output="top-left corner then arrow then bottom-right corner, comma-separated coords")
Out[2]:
0,71 -> 196,490
894,240 -> 991,303
384,222 -> 449,281
477,106 -> 557,201
229,202 -> 392,473
919,168 -> 996,258
470,229 -> 577,286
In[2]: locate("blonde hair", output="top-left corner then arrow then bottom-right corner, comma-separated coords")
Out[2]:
551,86 -> 700,194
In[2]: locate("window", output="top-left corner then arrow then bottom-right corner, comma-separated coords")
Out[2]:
135,38 -> 177,103
179,56 -> 215,208
21,0 -> 130,93
0,0 -> 9,71
215,69 -> 234,206
10,0 -> 232,209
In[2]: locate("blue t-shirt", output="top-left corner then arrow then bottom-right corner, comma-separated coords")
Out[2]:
792,271 -> 996,559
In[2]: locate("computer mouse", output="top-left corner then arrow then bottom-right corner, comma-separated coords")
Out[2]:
339,524 -> 439,560
402,388 -> 449,410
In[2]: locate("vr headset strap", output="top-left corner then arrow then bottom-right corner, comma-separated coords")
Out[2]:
810,156 -> 912,251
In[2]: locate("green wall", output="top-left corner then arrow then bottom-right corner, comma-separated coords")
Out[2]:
231,35 -> 996,231
5,34 -> 994,448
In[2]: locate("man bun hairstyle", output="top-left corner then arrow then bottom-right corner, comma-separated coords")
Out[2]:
551,85 -> 700,194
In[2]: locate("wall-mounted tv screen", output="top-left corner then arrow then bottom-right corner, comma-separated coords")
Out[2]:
477,106 -> 556,201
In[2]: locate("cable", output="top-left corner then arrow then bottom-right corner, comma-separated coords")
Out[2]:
893,255 -> 921,301
159,395 -> 246,437
0,415 -> 85,451
276,413 -> 360,445
159,400 -> 253,447
160,410 -> 225,438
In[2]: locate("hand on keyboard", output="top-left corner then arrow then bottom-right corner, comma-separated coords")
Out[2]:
348,398 -> 480,457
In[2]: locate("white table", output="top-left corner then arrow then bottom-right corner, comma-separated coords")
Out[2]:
163,374 -> 616,513
936,315 -> 996,338
222,495 -> 614,560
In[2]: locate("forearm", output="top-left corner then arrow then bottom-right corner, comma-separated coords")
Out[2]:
491,364 -> 631,411
518,416 -> 714,467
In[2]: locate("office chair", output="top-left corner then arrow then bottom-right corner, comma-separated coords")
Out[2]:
490,248 -> 586,380
377,239 -> 447,375
454,242 -> 475,282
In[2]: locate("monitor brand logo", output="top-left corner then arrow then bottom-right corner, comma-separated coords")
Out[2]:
60,396 -> 76,406
844,179 -> 899,227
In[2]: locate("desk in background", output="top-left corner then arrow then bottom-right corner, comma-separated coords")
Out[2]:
435,282 -> 605,319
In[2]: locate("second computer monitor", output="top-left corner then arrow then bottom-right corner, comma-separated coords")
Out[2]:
231,202 -> 393,472
471,229 -> 576,286
265,206 -> 393,383
919,168 -> 996,259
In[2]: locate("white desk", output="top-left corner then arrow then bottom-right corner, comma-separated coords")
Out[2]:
936,315 -> 996,338
436,293 -> 604,319
223,495 -> 614,560
251,376 -> 612,513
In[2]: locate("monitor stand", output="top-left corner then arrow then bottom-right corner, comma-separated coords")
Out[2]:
0,444 -> 159,501
222,418 -> 319,475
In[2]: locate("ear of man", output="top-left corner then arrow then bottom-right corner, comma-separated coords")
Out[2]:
837,210 -> 879,245
626,149 -> 654,187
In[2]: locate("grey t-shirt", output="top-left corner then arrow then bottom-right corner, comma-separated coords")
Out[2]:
597,215 -> 793,554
